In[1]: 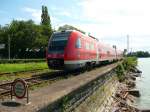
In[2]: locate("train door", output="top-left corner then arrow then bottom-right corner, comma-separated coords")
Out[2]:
96,43 -> 99,61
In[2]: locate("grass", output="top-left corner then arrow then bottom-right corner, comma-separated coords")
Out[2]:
0,62 -> 48,73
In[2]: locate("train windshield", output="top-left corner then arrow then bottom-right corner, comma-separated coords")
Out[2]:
48,31 -> 71,53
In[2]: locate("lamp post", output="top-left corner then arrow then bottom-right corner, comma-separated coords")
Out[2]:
127,35 -> 129,54
6,23 -> 12,60
8,35 -> 11,60
113,45 -> 117,60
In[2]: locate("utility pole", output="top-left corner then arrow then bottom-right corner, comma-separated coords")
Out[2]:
113,45 -> 117,59
127,35 -> 129,53
8,35 -> 10,60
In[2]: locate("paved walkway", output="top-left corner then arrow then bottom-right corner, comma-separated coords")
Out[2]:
0,63 -> 118,112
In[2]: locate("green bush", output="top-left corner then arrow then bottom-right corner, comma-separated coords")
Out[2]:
122,57 -> 137,71
61,96 -> 69,112
116,63 -> 125,82
0,59 -> 46,64
116,57 -> 137,82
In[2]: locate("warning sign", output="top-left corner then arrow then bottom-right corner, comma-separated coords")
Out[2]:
13,78 -> 27,99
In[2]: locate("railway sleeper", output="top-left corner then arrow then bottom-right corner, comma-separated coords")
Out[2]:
0,86 -> 11,90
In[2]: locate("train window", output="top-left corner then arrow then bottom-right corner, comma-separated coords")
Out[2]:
75,37 -> 81,48
85,42 -> 89,50
107,51 -> 110,54
89,43 -> 94,50
51,32 -> 70,41
91,44 -> 94,50
52,37 -> 67,41
89,44 -> 92,50
48,32 -> 71,52
98,48 -> 101,52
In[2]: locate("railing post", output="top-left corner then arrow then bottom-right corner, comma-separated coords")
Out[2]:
27,85 -> 29,104
11,82 -> 13,100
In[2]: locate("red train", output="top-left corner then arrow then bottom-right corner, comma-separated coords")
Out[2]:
46,30 -> 123,70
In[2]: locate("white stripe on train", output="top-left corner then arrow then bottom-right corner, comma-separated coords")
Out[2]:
64,58 -> 115,64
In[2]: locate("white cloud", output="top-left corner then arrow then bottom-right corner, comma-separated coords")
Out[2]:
23,7 -> 41,23
74,0 -> 150,51
16,17 -> 27,21
51,16 -> 61,29
79,0 -> 150,35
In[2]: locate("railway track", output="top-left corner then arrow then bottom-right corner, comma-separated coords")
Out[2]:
0,70 -> 71,100
0,68 -> 54,85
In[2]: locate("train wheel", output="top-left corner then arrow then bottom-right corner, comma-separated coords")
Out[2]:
85,62 -> 92,71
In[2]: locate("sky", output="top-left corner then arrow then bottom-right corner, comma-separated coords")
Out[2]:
0,0 -> 150,52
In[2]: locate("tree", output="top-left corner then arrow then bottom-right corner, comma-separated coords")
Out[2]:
0,20 -> 49,58
127,51 -> 150,57
0,25 -> 2,42
5,20 -> 38,58
41,6 -> 51,28
41,6 -> 52,40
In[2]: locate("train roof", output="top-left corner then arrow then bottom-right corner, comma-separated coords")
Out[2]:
53,30 -> 72,34
54,30 -> 99,41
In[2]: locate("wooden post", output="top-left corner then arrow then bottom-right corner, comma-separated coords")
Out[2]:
26,85 -> 29,104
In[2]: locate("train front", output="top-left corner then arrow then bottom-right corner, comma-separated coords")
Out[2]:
46,31 -> 71,70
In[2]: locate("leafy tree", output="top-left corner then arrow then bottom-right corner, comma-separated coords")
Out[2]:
41,6 -> 52,40
0,20 -> 50,58
41,6 -> 51,27
128,51 -> 150,57
3,20 -> 37,58
0,25 -> 2,42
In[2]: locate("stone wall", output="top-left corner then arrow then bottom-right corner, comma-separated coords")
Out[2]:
73,73 -> 118,112
39,70 -> 118,112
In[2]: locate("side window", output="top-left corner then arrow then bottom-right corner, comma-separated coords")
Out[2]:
91,43 -> 94,50
90,44 -> 92,50
85,42 -> 89,50
107,51 -> 110,54
75,37 -> 81,48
